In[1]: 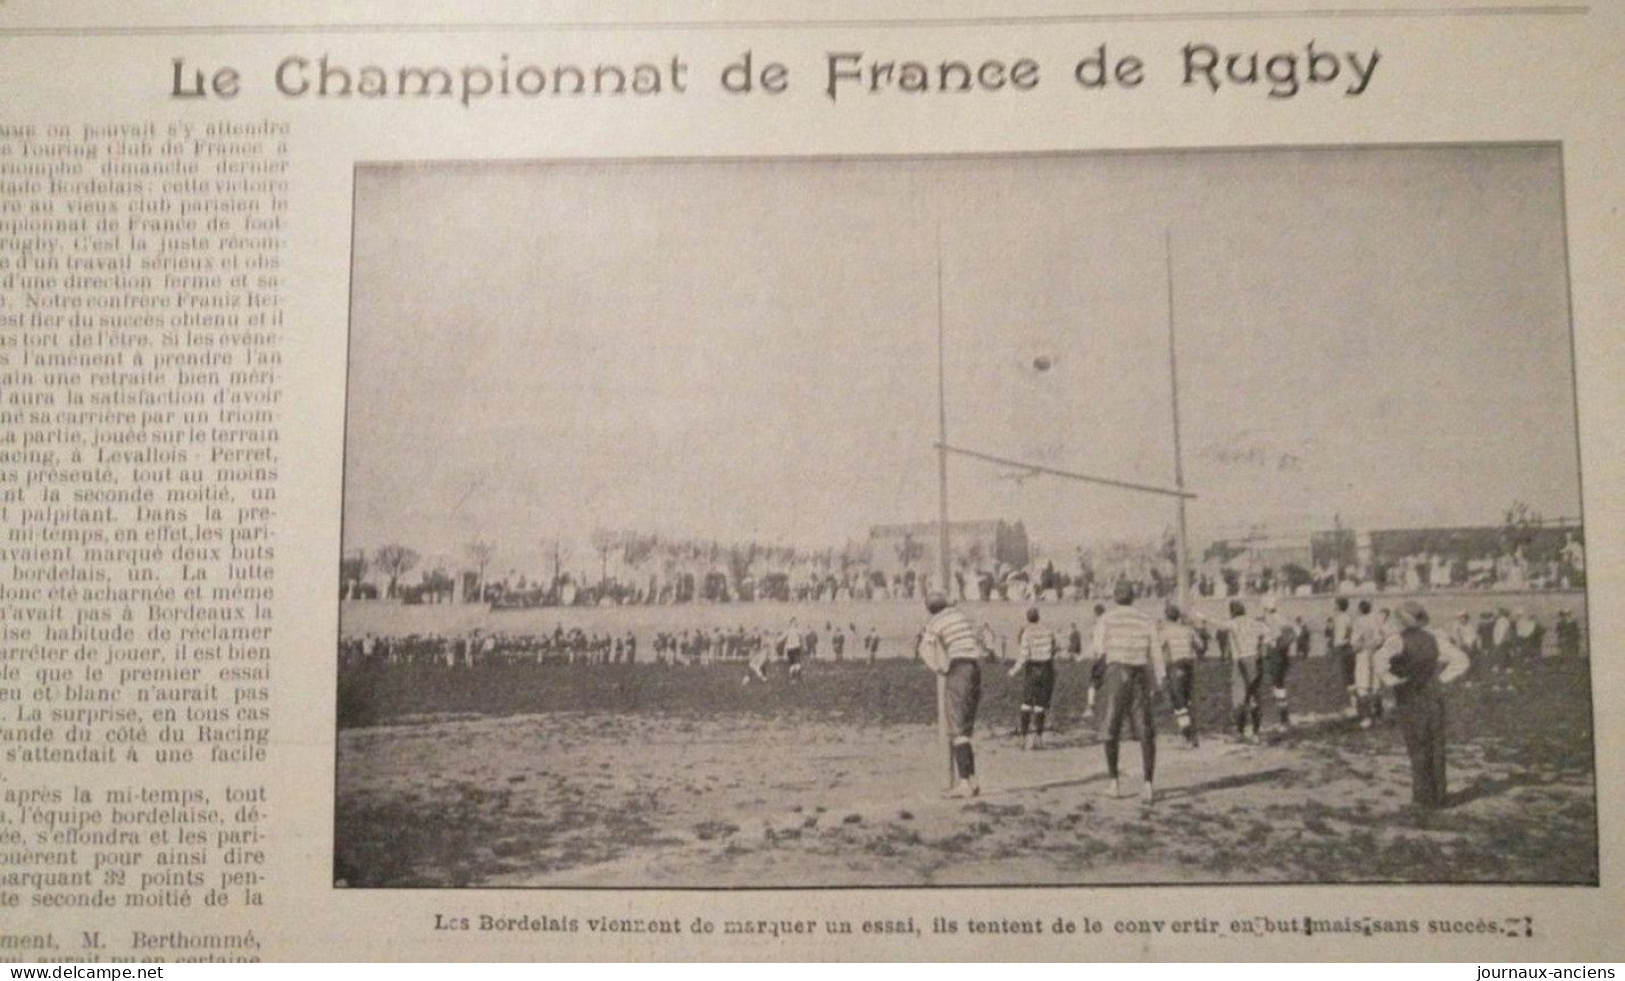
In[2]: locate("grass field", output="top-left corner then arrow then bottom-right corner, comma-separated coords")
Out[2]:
334,594 -> 1596,888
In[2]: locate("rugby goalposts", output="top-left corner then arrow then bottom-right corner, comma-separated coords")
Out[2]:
931,229 -> 1197,790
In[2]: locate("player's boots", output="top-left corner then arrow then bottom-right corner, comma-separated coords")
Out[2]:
946,778 -> 980,799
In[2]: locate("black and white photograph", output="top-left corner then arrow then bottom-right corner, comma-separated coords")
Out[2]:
333,146 -> 1595,889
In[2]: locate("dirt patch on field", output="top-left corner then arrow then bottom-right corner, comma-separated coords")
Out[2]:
335,659 -> 1595,887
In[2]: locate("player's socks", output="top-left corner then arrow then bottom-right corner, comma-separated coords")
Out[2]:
1249,706 -> 1262,735
1104,740 -> 1120,781
1018,707 -> 1031,737
1033,708 -> 1046,737
953,742 -> 975,780
1142,739 -> 1156,784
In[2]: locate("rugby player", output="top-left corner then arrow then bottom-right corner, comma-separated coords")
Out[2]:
1096,581 -> 1166,803
1329,597 -> 1357,716
1008,607 -> 1059,750
919,590 -> 985,798
783,617 -> 808,682
1224,600 -> 1267,742
1160,604 -> 1205,748
1084,602 -> 1109,719
1261,597 -> 1295,729
1447,611 -> 1480,675
1351,599 -> 1386,727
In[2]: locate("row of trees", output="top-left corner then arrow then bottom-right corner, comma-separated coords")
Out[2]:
343,525 -> 1027,604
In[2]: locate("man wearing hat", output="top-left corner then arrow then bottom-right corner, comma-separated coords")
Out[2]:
1095,580 -> 1167,802
918,590 -> 987,798
1376,600 -> 1471,809
1009,607 -> 1059,750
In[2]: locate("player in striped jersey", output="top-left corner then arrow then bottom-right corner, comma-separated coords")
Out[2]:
918,590 -> 986,798
1095,580 -> 1167,803
1008,607 -> 1060,750
1224,600 -> 1267,742
1160,604 -> 1206,748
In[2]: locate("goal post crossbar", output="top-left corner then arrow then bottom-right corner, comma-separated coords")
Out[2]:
934,442 -> 1198,501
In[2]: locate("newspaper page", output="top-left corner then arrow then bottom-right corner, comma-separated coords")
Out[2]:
0,0 -> 1621,964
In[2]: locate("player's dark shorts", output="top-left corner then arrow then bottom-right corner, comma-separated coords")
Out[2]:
1166,659 -> 1196,714
1098,662 -> 1155,742
1332,643 -> 1355,687
786,648 -> 804,667
1022,660 -> 1057,711
1265,646 -> 1292,688
945,659 -> 981,739
1231,656 -> 1263,708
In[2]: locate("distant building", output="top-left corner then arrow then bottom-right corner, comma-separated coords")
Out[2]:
1208,536 -> 1311,573
1310,529 -> 1358,569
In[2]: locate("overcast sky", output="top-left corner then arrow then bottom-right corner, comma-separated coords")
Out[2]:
343,147 -> 1579,568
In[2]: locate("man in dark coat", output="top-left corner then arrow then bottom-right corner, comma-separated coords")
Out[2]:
1378,600 -> 1471,809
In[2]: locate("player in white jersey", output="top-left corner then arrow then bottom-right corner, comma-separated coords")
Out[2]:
1160,605 -> 1206,748
1008,607 -> 1059,750
1351,599 -> 1386,726
1095,581 -> 1167,803
919,591 -> 986,798
1329,596 -> 1357,716
742,621 -> 776,685
1448,610 -> 1481,675
1084,602 -> 1109,718
1260,597 -> 1295,730
782,617 -> 807,682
